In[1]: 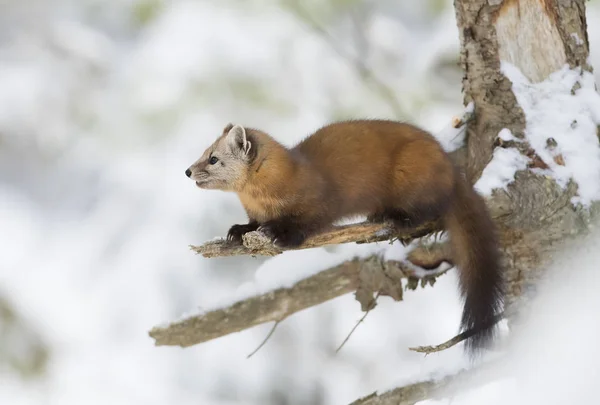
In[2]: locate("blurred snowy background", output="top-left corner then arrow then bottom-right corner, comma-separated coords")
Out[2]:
1,1 -> 599,404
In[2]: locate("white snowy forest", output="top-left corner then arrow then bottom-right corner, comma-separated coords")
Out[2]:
1,0 -> 600,404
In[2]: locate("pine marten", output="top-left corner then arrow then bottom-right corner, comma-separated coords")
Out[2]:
186,120 -> 503,355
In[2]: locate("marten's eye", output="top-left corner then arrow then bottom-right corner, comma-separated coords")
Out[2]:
209,156 -> 219,165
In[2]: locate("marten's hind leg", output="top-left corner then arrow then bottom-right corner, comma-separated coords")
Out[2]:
258,217 -> 325,249
368,206 -> 445,245
385,139 -> 455,230
368,206 -> 442,230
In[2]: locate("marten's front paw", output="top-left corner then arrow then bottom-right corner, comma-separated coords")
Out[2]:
258,222 -> 306,248
227,223 -> 259,244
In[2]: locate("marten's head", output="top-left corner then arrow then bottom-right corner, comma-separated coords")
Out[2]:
186,124 -> 254,191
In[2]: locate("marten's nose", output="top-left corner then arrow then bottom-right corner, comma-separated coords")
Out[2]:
185,168 -> 192,178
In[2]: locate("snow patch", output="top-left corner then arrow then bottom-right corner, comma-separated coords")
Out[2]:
501,62 -> 600,205
497,128 -> 521,142
571,32 -> 584,46
465,101 -> 475,113
475,148 -> 530,196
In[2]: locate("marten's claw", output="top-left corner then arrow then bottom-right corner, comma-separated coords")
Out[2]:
257,225 -> 275,240
227,222 -> 259,244
226,226 -> 244,243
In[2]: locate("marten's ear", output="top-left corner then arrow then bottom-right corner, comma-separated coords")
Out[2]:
222,123 -> 234,136
226,124 -> 252,156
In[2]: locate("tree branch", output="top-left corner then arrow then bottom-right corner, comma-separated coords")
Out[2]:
191,220 -> 440,258
409,312 -> 505,354
149,248 -> 452,347
409,330 -> 474,355
349,360 -> 501,405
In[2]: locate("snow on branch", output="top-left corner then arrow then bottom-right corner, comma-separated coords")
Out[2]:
191,220 -> 441,258
149,242 -> 452,347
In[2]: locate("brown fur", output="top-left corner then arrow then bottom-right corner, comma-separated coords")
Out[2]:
237,121 -> 455,226
187,119 -> 504,356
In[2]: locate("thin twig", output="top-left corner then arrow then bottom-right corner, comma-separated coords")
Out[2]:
409,312 -> 505,354
247,321 -> 280,358
336,292 -> 380,353
290,4 -> 407,118
451,103 -> 475,129
409,330 -> 472,354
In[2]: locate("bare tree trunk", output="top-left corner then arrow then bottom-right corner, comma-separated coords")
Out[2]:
454,0 -> 598,312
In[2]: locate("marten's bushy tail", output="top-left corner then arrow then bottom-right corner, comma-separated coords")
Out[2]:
443,170 -> 504,356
